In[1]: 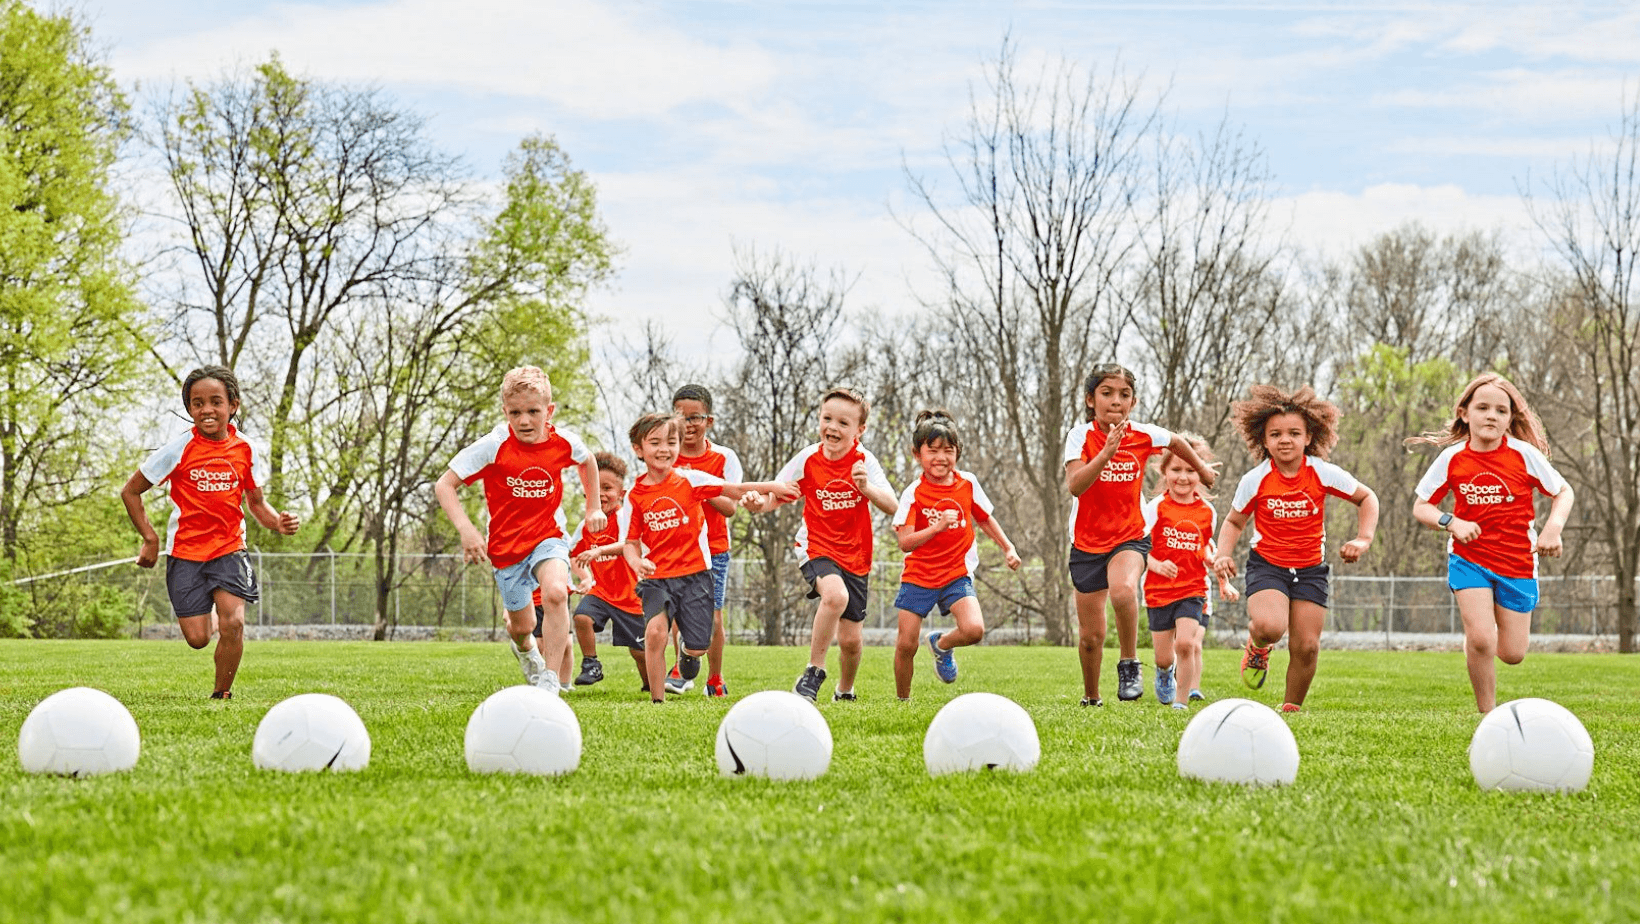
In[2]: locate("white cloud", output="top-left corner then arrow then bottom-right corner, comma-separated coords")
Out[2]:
1276,183 -> 1536,258
1373,68 -> 1632,120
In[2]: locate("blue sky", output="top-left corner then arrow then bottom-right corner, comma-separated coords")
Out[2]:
79,1 -> 1640,355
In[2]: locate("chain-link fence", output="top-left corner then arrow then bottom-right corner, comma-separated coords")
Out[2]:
10,551 -> 1637,647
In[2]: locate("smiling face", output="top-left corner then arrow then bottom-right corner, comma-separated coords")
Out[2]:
633,422 -> 680,476
1086,375 -> 1136,429
503,387 -> 555,445
914,437 -> 958,483
817,397 -> 866,459
673,398 -> 712,453
186,377 -> 238,441
1459,382 -> 1514,450
1263,412 -> 1310,469
596,469 -> 625,515
1161,452 -> 1201,502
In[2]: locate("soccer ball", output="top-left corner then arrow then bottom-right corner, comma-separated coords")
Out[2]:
1469,697 -> 1594,792
252,693 -> 371,772
1176,698 -> 1299,786
465,685 -> 582,776
715,690 -> 832,780
923,692 -> 1039,776
17,687 -> 141,777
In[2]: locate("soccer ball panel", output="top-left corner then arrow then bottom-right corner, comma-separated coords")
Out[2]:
253,693 -> 371,773
1468,698 -> 1593,793
1176,698 -> 1298,786
923,692 -> 1039,776
464,685 -> 580,776
18,687 -> 141,777
715,690 -> 831,780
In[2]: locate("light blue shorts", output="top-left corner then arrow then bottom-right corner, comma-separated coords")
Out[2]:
1448,553 -> 1538,614
493,537 -> 571,612
710,550 -> 731,611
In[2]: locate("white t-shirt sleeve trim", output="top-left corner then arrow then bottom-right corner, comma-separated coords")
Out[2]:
892,483 -> 918,526
1513,438 -> 1568,496
775,446 -> 816,484
559,427 -> 592,464
245,436 -> 271,489
680,469 -> 725,488
1141,495 -> 1162,532
1062,424 -> 1091,463
1414,446 -> 1460,502
1231,464 -> 1267,513
138,432 -> 193,485
862,450 -> 892,494
1132,421 -> 1174,448
719,445 -> 744,484
449,430 -> 505,482
964,472 -> 995,517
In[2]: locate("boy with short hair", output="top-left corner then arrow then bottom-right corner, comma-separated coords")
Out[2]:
566,452 -> 649,688
668,384 -> 744,698
435,366 -> 602,694
749,387 -> 898,702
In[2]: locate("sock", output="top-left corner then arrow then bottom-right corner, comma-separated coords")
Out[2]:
679,654 -> 701,680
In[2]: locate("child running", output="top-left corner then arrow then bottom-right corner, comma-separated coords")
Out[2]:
1212,385 -> 1379,712
891,410 -> 1022,699
1142,433 -> 1239,709
563,452 -> 649,690
665,384 -> 745,698
435,366 -> 601,695
1065,364 -> 1216,706
120,365 -> 300,699
1407,374 -> 1574,714
622,413 -> 795,702
749,387 -> 897,703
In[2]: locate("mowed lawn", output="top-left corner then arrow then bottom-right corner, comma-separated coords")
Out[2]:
1,640 -> 1637,924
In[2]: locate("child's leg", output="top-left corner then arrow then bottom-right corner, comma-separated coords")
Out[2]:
708,608 -> 726,678
835,618 -> 864,694
1075,589 -> 1109,700
209,589 -> 246,695
893,611 -> 921,699
573,613 -> 598,659
643,614 -> 670,701
177,613 -> 214,650
943,596 -> 985,648
806,573 -> 850,670
629,646 -> 648,678
1282,600 -> 1326,707
1152,628 -> 1177,671
534,559 -> 572,681
1456,587 -> 1503,712
1245,589 -> 1292,647
1108,550 -> 1146,661
1173,618 -> 1203,704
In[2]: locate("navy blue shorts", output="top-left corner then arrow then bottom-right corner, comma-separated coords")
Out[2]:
1244,549 -> 1329,607
894,576 -> 976,618
1069,538 -> 1152,594
166,550 -> 259,619
801,557 -> 868,623
638,571 -> 714,651
566,595 -> 646,649
1147,596 -> 1208,633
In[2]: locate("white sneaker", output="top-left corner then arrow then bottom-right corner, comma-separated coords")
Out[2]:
535,669 -> 562,696
514,645 -> 547,686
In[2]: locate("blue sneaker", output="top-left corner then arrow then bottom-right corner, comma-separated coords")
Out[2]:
927,632 -> 958,683
1154,665 -> 1176,704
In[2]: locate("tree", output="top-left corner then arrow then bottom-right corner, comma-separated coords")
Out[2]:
0,1 -> 147,577
901,40 -> 1157,644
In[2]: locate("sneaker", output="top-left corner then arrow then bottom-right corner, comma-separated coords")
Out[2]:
1080,696 -> 1103,707
1171,701 -> 1188,710
574,656 -> 604,686
1117,658 -> 1142,701
1281,702 -> 1301,713
1154,664 -> 1176,704
793,665 -> 826,702
664,664 -> 693,695
536,669 -> 562,696
209,690 -> 232,700
705,675 -> 728,698
927,632 -> 958,683
1241,639 -> 1271,689
833,691 -> 856,701
1188,688 -> 1205,702
514,644 -> 547,686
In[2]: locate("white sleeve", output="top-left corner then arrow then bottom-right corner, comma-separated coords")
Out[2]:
138,432 -> 193,485
1312,458 -> 1361,497
680,469 -> 725,488
449,430 -> 505,482
1516,441 -> 1569,496
1231,466 -> 1265,514
568,522 -> 586,548
892,483 -> 918,527
775,447 -> 812,484
558,426 -> 592,463
1414,447 -> 1459,502
1132,421 -> 1174,448
1062,424 -> 1090,463
617,499 -> 637,541
1141,495 -> 1162,533
862,450 -> 893,494
720,446 -> 744,484
965,472 -> 995,517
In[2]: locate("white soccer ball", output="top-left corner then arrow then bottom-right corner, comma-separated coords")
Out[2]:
923,692 -> 1040,776
715,690 -> 832,780
1469,697 -> 1594,792
17,687 -> 141,777
465,685 -> 582,776
1177,698 -> 1299,786
252,693 -> 371,772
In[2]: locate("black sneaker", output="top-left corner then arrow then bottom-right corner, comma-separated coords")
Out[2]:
1117,658 -> 1143,701
793,665 -> 826,702
209,690 -> 232,700
1080,696 -> 1103,707
574,656 -> 604,686
832,691 -> 856,702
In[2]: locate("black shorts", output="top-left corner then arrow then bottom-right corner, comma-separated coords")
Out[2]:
638,571 -> 714,651
1147,597 -> 1208,633
801,557 -> 869,623
1068,538 -> 1152,594
1244,549 -> 1330,607
165,550 -> 259,619
571,596 -> 646,650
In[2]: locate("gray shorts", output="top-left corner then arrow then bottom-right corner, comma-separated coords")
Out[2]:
570,595 -> 646,650
166,550 -> 259,619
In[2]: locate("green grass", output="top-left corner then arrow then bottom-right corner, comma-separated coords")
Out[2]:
2,641 -> 1638,924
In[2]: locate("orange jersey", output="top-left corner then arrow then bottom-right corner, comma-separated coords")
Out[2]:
775,442 -> 892,576
448,423 -> 591,569
675,440 -> 743,556
621,469 -> 725,579
1141,493 -> 1217,608
1230,457 -> 1360,569
1415,435 -> 1568,580
892,472 -> 995,589
1063,420 -> 1173,553
569,508 -> 642,614
138,424 -> 267,562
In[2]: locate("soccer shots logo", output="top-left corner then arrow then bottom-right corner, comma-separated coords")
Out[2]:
921,499 -> 967,531
817,479 -> 861,512
1161,522 -> 1204,555
507,466 -> 557,500
1097,450 -> 1142,484
1458,472 -> 1515,506
1265,493 -> 1320,521
643,497 -> 690,533
186,460 -> 239,494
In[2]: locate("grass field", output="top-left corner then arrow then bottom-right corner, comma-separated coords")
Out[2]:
2,640 -> 1638,924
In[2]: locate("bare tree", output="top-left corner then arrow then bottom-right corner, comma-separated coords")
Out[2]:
901,40 -> 1157,644
1343,224 -> 1513,369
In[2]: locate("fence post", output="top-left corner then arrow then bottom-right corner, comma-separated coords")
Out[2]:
257,549 -> 265,625
1385,575 -> 1395,650
330,550 -> 337,625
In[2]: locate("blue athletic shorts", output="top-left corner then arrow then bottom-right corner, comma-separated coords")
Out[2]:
493,537 -> 571,612
710,550 -> 731,611
1448,553 -> 1538,613
894,576 -> 976,618
1147,596 -> 1208,633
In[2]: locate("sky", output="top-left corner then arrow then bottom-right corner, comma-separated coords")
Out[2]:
75,0 -> 1640,359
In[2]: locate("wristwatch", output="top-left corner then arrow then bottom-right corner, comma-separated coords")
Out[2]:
1437,512 -> 1453,530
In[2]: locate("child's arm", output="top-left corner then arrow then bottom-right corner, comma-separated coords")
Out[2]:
435,469 -> 488,564
720,480 -> 800,504
1412,498 -> 1480,544
707,496 -> 737,517
622,538 -> 656,580
1211,509 -> 1249,580
1146,552 -> 1179,579
1065,421 -> 1126,496
850,460 -> 897,515
119,471 -> 161,569
1339,485 -> 1379,563
569,558 -> 593,594
244,487 -> 301,536
1166,432 -> 1218,490
1535,485 -> 1575,557
574,456 -> 607,534
898,509 -> 959,553
977,515 -> 1022,571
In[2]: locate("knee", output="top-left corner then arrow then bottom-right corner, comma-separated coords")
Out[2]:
538,582 -> 569,610
1467,635 -> 1497,660
1108,584 -> 1138,611
184,632 -> 210,650
1289,639 -> 1319,662
643,621 -> 667,648
1078,630 -> 1104,653
838,635 -> 863,658
1498,648 -> 1526,666
895,637 -> 919,660
573,614 -> 593,631
1177,639 -> 1202,662
819,587 -> 849,614
217,611 -> 244,638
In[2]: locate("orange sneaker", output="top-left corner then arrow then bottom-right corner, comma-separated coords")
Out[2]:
1240,639 -> 1271,689
1280,703 -> 1301,714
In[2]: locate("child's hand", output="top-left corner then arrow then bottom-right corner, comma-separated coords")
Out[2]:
939,509 -> 961,530
1448,517 -> 1481,544
1211,555 -> 1236,580
1535,525 -> 1564,558
1340,537 -> 1372,563
1150,559 -> 1179,579
739,491 -> 764,510
1094,420 -> 1127,461
573,549 -> 597,569
276,511 -> 301,535
458,526 -> 488,564
136,537 -> 159,569
584,508 -> 608,534
851,461 -> 870,493
1003,546 -> 1022,571
770,482 -> 801,503
635,558 -> 657,580
1218,577 -> 1241,603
